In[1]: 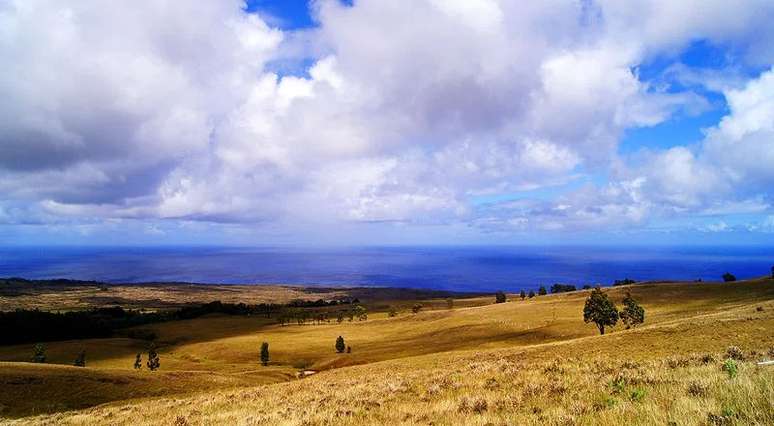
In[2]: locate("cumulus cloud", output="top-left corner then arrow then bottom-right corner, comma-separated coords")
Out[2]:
0,0 -> 773,241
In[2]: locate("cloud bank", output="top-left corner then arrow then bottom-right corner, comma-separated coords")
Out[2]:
1,0 -> 773,243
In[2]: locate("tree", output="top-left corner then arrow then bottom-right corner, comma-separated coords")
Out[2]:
336,311 -> 345,323
722,272 -> 736,282
619,292 -> 645,329
495,291 -> 507,303
446,298 -> 454,309
519,290 -> 526,300
528,290 -> 535,298
538,286 -> 547,296
134,353 -> 142,370
335,336 -> 346,353
32,343 -> 46,363
412,303 -> 423,314
582,284 -> 592,290
74,350 -> 86,367
583,287 -> 619,335
147,344 -> 160,371
346,346 -> 351,353
388,306 -> 398,317
613,278 -> 636,286
260,342 -> 269,366
354,305 -> 368,321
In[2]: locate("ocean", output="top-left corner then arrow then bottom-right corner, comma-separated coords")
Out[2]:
0,245 -> 771,292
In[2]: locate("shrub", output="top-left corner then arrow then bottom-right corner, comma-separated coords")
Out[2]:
147,344 -> 160,371
335,336 -> 346,353
583,287 -> 619,335
134,353 -> 142,369
582,284 -> 592,290
74,350 -> 86,367
538,286 -> 547,296
755,306 -> 764,312
630,388 -> 646,402
528,290 -> 535,298
31,343 -> 46,363
260,342 -> 269,366
519,290 -> 526,300
354,305 -> 368,321
388,307 -> 398,317
412,303 -> 423,314
722,359 -> 738,379
346,345 -> 351,353
495,291 -> 506,303
620,292 -> 645,329
687,381 -> 708,397
726,346 -> 744,360
722,272 -> 736,282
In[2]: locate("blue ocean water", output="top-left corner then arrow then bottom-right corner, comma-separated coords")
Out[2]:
0,246 -> 771,292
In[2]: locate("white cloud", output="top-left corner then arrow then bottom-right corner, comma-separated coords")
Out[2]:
0,0 -> 773,240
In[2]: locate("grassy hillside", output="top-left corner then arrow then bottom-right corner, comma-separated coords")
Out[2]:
1,278 -> 773,424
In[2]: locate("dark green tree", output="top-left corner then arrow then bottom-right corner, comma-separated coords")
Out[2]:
260,342 -> 269,366
354,305 -> 368,321
74,350 -> 86,367
619,292 -> 645,329
538,286 -> 547,296
134,353 -> 142,370
722,272 -> 736,282
519,290 -> 526,300
412,303 -> 423,314
528,290 -> 535,298
583,287 -> 619,335
335,336 -> 346,353
495,291 -> 507,303
32,343 -> 46,363
147,344 -> 160,371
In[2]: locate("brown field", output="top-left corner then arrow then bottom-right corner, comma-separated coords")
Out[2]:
1,277 -> 773,425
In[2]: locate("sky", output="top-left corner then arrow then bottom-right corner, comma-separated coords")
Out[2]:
0,0 -> 774,246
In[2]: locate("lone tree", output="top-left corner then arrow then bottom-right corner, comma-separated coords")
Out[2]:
147,344 -> 160,371
260,342 -> 270,366
619,292 -> 645,329
583,287 -> 619,335
519,290 -> 526,300
74,350 -> 86,367
32,343 -> 46,363
722,272 -> 737,282
335,336 -> 346,353
134,353 -> 142,370
538,286 -> 547,296
528,290 -> 535,298
495,291 -> 507,303
412,303 -> 423,314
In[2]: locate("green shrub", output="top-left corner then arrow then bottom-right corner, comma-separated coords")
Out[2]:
495,291 -> 506,303
133,353 -> 142,369
147,344 -> 160,371
722,358 -> 738,379
335,336 -> 345,353
630,388 -> 646,402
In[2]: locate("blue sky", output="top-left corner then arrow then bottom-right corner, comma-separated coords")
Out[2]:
0,0 -> 773,246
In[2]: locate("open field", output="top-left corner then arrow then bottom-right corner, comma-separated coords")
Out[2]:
1,277 -> 773,424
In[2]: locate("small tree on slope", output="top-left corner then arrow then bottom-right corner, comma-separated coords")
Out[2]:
583,287 -> 619,335
147,344 -> 160,371
495,291 -> 507,303
335,336 -> 346,353
260,342 -> 270,366
74,350 -> 86,367
619,292 -> 645,329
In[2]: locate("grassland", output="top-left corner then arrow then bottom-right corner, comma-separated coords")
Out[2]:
1,278 -> 773,424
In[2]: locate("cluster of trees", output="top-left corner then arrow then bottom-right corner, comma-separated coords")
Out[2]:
613,278 -> 637,286
583,287 -> 645,335
722,272 -> 737,282
276,305 -> 368,326
133,344 -> 160,371
550,284 -> 576,293
0,299 -> 360,346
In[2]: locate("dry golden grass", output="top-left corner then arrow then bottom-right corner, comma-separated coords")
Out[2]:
1,278 -> 773,424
